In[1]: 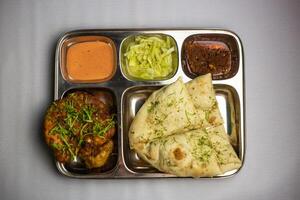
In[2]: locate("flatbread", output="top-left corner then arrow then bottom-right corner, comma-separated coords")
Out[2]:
135,125 -> 241,177
206,125 -> 241,173
129,73 -> 241,177
129,78 -> 207,150
137,129 -> 222,177
186,73 -> 223,127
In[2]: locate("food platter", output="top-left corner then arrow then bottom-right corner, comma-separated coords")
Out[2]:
53,29 -> 245,178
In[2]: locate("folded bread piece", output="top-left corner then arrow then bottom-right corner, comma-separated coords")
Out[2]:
137,126 -> 241,177
186,73 -> 223,127
137,129 -> 222,177
129,78 -> 207,150
129,73 -> 241,177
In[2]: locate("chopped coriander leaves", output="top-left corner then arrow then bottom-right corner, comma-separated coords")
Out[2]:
147,100 -> 160,113
51,143 -> 64,150
185,110 -> 192,124
82,105 -> 96,122
49,123 -> 71,136
59,134 -> 76,159
93,115 -> 116,138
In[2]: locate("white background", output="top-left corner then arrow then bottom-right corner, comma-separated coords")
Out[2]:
0,0 -> 299,199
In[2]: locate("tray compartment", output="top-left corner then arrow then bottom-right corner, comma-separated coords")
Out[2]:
214,84 -> 241,154
119,33 -> 179,82
121,86 -> 161,173
56,87 -> 119,176
60,35 -> 117,83
181,33 -> 240,80
121,84 -> 242,175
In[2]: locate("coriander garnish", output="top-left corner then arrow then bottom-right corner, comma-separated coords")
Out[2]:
82,105 -> 96,122
93,115 -> 116,138
147,100 -> 159,113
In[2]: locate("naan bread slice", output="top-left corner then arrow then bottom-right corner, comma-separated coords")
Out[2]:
186,73 -> 223,127
186,74 -> 241,172
129,78 -> 206,150
207,125 -> 241,173
137,127 -> 241,177
137,129 -> 222,177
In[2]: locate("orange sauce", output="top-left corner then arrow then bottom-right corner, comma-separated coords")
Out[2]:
66,40 -> 115,82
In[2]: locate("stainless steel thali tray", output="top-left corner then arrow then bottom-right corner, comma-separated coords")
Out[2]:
54,29 -> 245,178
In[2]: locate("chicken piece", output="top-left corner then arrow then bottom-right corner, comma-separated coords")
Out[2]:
79,138 -> 114,169
44,91 -> 116,167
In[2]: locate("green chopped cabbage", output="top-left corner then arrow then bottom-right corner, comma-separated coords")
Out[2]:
124,35 -> 176,80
